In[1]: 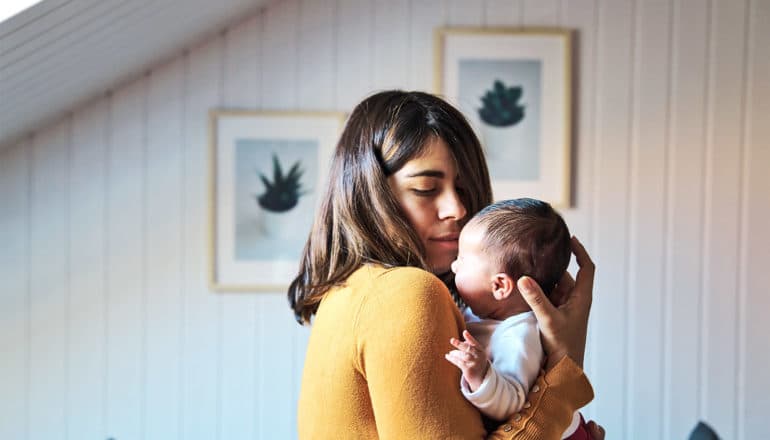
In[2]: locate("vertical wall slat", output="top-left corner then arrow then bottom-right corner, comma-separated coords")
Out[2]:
218,14 -> 264,440
522,0 -> 559,26
702,0 -> 749,437
484,0 -> 521,27
262,0 -> 300,110
335,0 -> 374,108
144,57 -> 185,440
224,15 -> 261,111
590,0 -> 634,437
298,0 -> 335,110
664,0 -> 709,437
372,0 -> 410,90
66,100 -> 108,440
104,78 -> 146,440
742,1 -> 770,438
447,0 -> 484,26
560,0 -> 598,421
408,0 -> 446,91
626,1 -> 671,438
28,121 -> 70,440
0,141 -> 31,440
180,39 -> 222,440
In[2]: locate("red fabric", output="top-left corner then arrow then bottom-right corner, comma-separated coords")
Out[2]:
563,413 -> 593,440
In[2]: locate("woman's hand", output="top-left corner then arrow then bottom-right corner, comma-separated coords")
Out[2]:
517,236 -> 595,370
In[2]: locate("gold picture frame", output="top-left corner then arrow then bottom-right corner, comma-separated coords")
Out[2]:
208,110 -> 346,291
435,27 -> 573,207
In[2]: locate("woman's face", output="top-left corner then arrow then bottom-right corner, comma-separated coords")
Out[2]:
387,137 -> 467,274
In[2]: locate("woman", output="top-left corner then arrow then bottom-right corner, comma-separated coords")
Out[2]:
289,90 -> 603,439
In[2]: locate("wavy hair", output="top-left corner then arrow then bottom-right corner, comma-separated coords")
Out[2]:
288,90 -> 492,324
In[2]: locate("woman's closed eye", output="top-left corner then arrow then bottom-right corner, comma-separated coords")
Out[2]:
411,187 -> 437,196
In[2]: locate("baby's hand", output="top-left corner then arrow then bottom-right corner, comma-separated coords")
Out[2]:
445,330 -> 489,392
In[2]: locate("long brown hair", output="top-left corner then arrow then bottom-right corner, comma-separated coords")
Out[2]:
288,90 -> 492,324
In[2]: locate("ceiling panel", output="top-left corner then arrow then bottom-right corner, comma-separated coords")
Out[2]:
0,0 -> 270,149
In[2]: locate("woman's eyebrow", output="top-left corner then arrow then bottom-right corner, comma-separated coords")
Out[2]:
406,170 -> 444,178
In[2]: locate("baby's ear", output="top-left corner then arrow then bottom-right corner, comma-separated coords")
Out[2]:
492,273 -> 515,300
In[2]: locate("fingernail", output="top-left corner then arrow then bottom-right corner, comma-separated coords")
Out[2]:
519,277 -> 532,292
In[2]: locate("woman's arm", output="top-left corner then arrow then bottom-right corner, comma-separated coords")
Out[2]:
355,266 -> 593,439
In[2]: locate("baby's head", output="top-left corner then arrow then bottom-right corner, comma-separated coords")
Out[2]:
450,198 -> 571,320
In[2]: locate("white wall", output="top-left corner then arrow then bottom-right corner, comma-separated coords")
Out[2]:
1,0 -> 768,439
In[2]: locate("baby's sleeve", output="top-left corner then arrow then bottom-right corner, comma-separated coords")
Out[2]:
461,316 -> 544,421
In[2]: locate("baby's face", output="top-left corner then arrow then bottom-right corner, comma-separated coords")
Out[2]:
450,223 -> 498,316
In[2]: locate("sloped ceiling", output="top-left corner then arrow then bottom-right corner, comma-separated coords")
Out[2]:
0,0 -> 270,150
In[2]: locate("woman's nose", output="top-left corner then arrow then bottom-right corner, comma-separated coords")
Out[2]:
439,190 -> 467,221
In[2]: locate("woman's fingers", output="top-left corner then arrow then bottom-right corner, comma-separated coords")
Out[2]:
571,236 -> 595,308
518,276 -> 557,327
550,271 -> 575,307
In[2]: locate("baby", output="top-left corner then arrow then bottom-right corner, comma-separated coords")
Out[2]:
446,198 -> 591,439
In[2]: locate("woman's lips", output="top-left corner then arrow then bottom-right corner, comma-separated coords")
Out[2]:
430,234 -> 459,248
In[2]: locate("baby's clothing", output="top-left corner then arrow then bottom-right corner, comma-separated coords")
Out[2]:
463,308 -> 583,439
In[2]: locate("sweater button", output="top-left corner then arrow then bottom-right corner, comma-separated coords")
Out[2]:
503,424 -> 513,432
532,384 -> 540,393
523,402 -> 531,409
513,414 -> 522,422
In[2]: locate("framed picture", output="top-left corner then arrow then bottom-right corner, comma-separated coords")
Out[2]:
209,110 -> 346,291
435,28 -> 572,207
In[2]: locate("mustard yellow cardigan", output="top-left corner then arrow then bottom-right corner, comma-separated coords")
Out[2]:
297,265 -> 593,439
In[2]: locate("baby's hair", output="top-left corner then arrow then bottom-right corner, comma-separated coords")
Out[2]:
469,198 -> 571,297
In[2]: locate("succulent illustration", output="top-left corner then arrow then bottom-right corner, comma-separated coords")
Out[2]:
478,79 -> 526,127
256,154 -> 306,213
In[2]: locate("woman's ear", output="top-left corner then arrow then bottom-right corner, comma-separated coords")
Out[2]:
491,273 -> 515,300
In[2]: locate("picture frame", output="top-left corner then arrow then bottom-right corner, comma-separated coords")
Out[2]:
435,28 -> 573,207
209,110 -> 346,291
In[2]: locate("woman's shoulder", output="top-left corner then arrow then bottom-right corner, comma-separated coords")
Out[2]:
352,265 -> 455,314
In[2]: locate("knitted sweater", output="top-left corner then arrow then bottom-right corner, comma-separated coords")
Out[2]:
297,265 -> 593,439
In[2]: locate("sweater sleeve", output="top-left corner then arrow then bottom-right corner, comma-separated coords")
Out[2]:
354,267 -> 594,439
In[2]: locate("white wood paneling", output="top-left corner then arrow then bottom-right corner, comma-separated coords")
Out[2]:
742,3 -> 770,439
66,99 -> 108,440
180,37 -> 222,440
28,120 -> 70,440
335,0 -> 374,108
220,15 -> 260,437
373,0 -> 410,90
298,0 -> 336,109
591,0 -> 634,436
560,0 -> 598,421
409,0 -> 446,91
1,0 -> 769,438
144,57 -> 185,440
702,1 -> 749,438
0,141 -> 31,440
447,0 -> 484,26
262,0 -> 300,110
485,0 -> 522,27
665,0 -> 710,438
522,0 -> 560,26
104,77 -> 146,440
626,1 -> 671,438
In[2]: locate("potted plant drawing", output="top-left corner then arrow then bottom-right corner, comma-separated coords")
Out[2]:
478,79 -> 525,128
255,153 -> 307,238
476,79 -> 538,179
